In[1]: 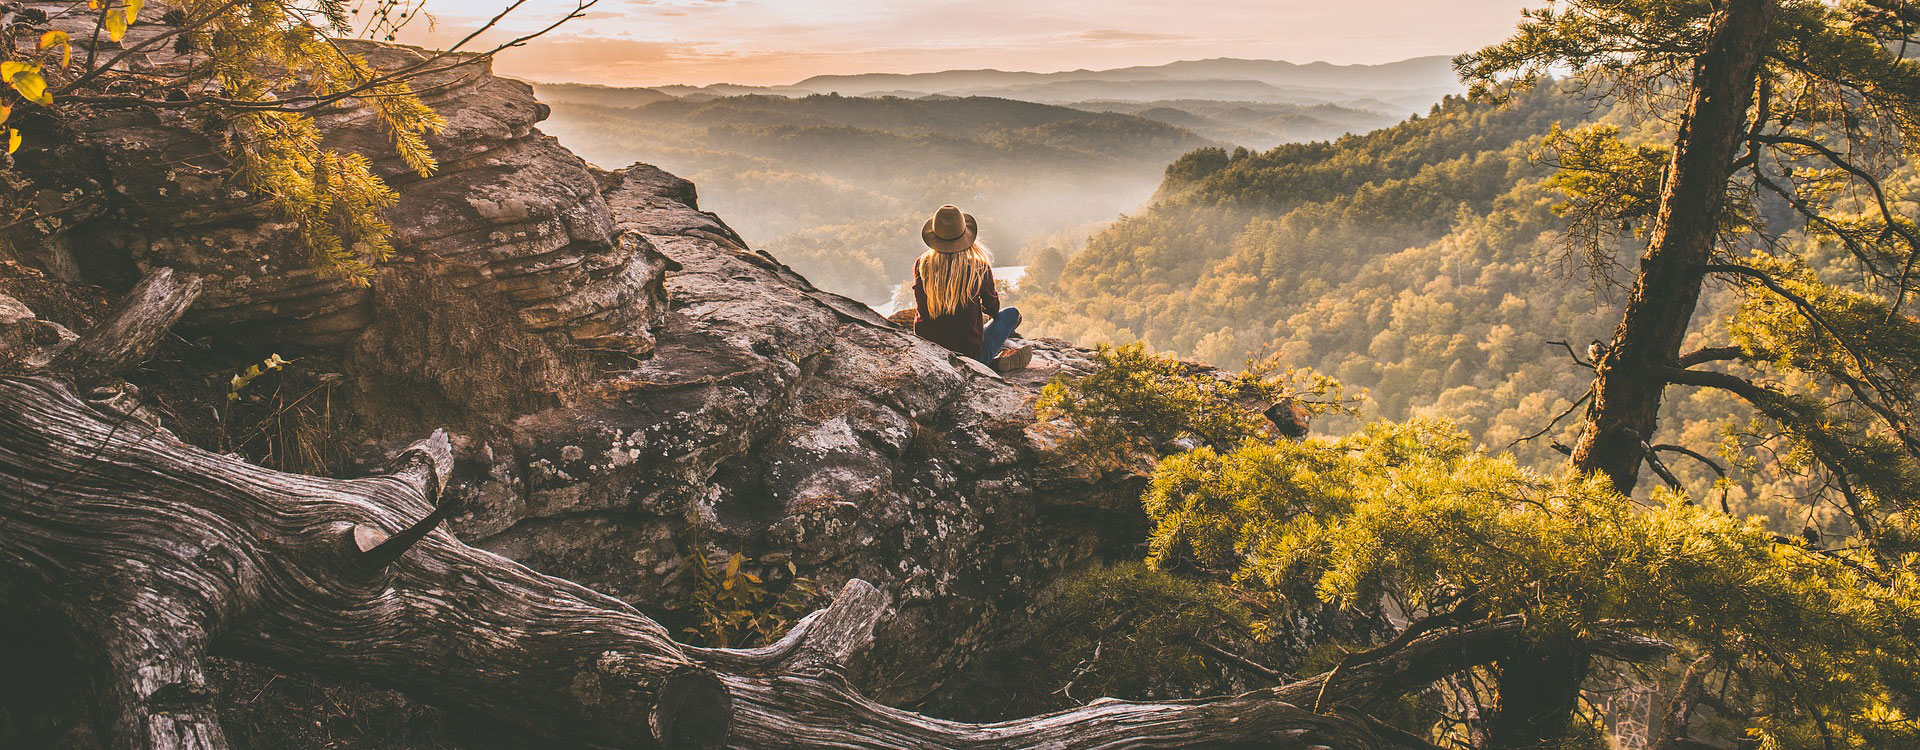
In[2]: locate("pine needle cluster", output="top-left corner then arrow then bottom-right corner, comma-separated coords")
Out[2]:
1035,342 -> 1356,471
182,0 -> 445,285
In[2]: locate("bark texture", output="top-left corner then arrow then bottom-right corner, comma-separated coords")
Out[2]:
46,267 -> 201,386
0,373 -> 1456,750
1570,0 -> 1776,495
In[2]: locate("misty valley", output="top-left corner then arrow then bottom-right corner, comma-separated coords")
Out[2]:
530,56 -> 1445,305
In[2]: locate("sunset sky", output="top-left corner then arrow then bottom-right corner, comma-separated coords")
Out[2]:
393,0 -> 1534,87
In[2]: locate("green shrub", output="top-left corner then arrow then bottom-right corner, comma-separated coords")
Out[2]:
1034,342 -> 1355,471
1021,562 -> 1264,706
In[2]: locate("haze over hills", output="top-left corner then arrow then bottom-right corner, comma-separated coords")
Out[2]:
1061,100 -> 1398,150
536,94 -> 1216,303
787,56 -> 1462,109
528,55 -> 1453,307
533,55 -> 1463,115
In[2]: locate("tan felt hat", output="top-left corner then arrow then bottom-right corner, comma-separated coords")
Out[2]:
922,204 -> 978,253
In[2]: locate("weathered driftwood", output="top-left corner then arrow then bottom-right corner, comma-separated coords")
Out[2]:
47,267 -> 202,385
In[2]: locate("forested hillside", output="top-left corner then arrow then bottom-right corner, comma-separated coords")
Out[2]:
1026,83 -> 1821,525
538,94 -> 1213,302
1062,100 -> 1398,150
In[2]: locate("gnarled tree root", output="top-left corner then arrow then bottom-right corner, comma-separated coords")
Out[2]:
0,375 -> 1664,749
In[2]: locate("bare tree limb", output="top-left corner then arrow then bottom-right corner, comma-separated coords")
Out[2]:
1510,386 -> 1593,450
1652,654 -> 1714,750
52,0 -> 250,96
1659,365 -> 1890,558
1699,263 -> 1920,456
1676,345 -> 1745,368
1642,440 -> 1686,491
1649,443 -> 1727,480
1193,638 -> 1290,683
63,0 -> 597,115
47,267 -> 201,386
0,375 -> 1540,750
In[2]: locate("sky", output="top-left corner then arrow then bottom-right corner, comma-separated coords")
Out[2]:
392,0 -> 1536,87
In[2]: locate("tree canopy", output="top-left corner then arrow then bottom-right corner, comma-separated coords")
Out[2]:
1032,1 -> 1920,747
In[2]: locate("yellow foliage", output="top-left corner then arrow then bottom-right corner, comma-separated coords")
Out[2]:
37,31 -> 70,69
1,1 -> 447,285
227,353 -> 293,401
103,8 -> 128,42
2,62 -> 50,106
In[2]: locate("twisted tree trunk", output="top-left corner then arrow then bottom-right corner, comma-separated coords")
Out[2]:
1570,0 -> 1774,495
1548,3 -> 1775,750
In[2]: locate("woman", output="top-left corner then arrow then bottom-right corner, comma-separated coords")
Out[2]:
912,204 -> 1031,371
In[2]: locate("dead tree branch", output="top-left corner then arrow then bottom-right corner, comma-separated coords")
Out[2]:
0,375 -> 1573,749
47,267 -> 201,386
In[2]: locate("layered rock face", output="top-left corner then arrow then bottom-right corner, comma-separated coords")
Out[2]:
0,18 -> 1142,721
12,26 -> 668,418
461,162 -> 1136,709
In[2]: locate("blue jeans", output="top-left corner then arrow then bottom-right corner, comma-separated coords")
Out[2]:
978,306 -> 1021,365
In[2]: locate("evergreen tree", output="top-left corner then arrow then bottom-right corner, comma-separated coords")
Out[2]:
1461,2 -> 1920,741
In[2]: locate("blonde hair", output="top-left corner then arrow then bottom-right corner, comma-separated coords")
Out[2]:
916,242 -> 992,318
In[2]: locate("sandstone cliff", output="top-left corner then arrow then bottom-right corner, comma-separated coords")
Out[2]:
0,27 -> 1148,735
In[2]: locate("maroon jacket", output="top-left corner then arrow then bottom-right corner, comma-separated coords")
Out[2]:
913,265 -> 998,359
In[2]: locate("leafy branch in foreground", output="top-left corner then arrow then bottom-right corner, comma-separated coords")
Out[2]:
1035,341 -> 1358,471
1144,415 -> 1920,748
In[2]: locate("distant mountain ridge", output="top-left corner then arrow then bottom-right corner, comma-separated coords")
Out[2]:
531,55 -> 1463,115
792,56 -> 1461,96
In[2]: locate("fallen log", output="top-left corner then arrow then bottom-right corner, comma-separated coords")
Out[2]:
0,373 -> 1440,749
0,374 -> 1683,749
48,267 -> 202,386
0,268 -> 1667,749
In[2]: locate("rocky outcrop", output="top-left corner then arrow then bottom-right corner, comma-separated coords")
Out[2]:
10,1 -> 670,420
453,162 -> 1133,710
0,17 -> 1142,725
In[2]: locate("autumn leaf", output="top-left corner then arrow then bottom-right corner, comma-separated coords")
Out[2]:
105,10 -> 129,42
111,0 -> 145,42
7,129 -> 20,154
1,63 -> 52,107
39,31 -> 72,69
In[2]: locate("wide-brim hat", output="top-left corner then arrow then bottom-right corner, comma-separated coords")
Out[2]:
922,204 -> 978,253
